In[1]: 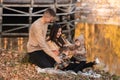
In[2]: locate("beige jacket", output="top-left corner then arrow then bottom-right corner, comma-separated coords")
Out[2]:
47,40 -> 60,51
27,18 -> 57,58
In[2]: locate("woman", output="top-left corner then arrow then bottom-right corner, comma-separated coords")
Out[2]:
47,23 -> 71,56
47,23 -> 98,73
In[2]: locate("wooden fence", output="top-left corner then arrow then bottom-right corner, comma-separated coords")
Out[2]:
0,0 -> 77,48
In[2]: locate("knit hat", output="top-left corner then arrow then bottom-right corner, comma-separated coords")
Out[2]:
75,34 -> 84,42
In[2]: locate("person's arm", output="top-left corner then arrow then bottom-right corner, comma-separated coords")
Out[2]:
76,48 -> 86,55
61,37 -> 72,47
47,41 -> 59,56
33,25 -> 61,63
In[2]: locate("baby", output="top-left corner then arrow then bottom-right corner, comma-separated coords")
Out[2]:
71,34 -> 100,65
54,46 -> 71,70
69,34 -> 87,62
73,35 -> 87,62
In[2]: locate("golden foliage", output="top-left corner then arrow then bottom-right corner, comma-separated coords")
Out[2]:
103,25 -> 120,57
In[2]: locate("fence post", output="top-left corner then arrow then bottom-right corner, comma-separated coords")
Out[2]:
0,0 -> 3,49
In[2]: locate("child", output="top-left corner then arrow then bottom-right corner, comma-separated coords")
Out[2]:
54,46 -> 71,70
72,34 -> 87,62
71,34 -> 100,71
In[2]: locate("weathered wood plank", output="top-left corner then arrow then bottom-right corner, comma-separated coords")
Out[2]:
0,3 -> 2,48
3,0 -> 76,4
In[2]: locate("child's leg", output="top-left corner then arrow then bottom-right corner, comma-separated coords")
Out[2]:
73,61 -> 86,72
83,61 -> 95,69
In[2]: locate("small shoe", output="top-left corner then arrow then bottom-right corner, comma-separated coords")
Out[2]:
77,71 -> 82,74
35,66 -> 46,73
95,58 -> 100,64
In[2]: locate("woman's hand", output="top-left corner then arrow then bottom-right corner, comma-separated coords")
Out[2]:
52,50 -> 62,63
54,56 -> 62,63
52,50 -> 59,56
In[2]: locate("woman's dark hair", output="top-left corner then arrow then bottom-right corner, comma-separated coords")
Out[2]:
49,23 -> 65,48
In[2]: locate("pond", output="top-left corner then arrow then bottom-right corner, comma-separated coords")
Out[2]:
75,23 -> 120,75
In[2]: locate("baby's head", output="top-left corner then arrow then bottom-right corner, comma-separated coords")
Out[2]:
74,39 -> 81,47
74,34 -> 85,47
59,46 -> 70,56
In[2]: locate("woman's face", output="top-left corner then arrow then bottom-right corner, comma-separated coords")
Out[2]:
56,28 -> 62,38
